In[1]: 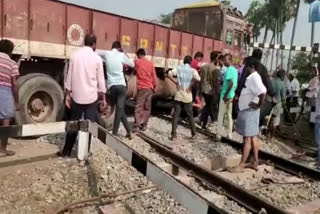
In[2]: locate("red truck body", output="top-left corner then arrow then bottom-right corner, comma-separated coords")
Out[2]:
1,0 -> 246,125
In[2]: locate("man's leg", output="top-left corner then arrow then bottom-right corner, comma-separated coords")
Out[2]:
142,89 -> 153,129
171,101 -> 182,139
111,86 -> 122,135
134,90 -> 145,131
226,101 -> 233,137
184,102 -> 196,137
0,119 -> 14,156
84,101 -> 98,154
251,136 -> 260,170
62,101 -> 83,157
315,117 -> 320,169
200,94 -> 209,129
232,136 -> 251,172
118,86 -> 132,136
211,94 -> 219,122
217,99 -> 226,136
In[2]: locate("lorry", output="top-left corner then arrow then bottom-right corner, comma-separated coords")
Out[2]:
2,0 -> 247,125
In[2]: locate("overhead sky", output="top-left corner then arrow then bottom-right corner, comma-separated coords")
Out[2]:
61,0 -> 318,47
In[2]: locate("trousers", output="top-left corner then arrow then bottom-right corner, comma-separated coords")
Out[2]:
217,99 -> 233,136
315,116 -> 320,168
172,101 -> 196,137
135,89 -> 153,126
200,93 -> 218,128
62,100 -> 97,156
109,85 -> 131,135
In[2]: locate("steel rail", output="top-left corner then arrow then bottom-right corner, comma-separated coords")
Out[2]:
156,114 -> 320,180
137,132 -> 288,214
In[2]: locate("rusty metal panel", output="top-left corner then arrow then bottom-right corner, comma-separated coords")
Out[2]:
120,18 -> 138,56
137,22 -> 154,57
167,30 -> 181,68
203,38 -> 213,62
153,26 -> 168,57
66,5 -> 90,57
153,26 -> 168,67
93,12 -> 120,51
3,0 -> 29,55
168,30 -> 181,59
180,32 -> 193,59
192,35 -> 204,57
213,40 -> 223,53
30,0 -> 66,58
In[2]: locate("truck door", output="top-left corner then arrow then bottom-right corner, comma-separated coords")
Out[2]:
30,0 -> 66,58
93,12 -> 120,51
66,5 -> 90,57
2,0 -> 29,55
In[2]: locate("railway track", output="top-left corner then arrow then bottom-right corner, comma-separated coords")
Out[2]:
2,120 -> 319,213
88,122 -> 291,214
156,114 -> 320,180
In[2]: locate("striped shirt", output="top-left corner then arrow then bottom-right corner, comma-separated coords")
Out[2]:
0,53 -> 19,88
170,64 -> 200,103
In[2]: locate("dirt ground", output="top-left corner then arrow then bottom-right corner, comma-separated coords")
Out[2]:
0,138 -> 96,214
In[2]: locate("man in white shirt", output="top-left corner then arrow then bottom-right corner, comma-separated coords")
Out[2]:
289,74 -> 300,98
99,41 -> 134,139
233,57 -> 266,172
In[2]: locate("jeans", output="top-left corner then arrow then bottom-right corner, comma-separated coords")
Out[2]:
200,93 -> 218,128
135,89 -> 153,127
217,99 -> 233,136
62,100 -> 97,156
109,85 -> 131,135
172,101 -> 196,137
315,116 -> 320,168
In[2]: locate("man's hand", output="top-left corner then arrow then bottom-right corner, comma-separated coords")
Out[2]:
99,94 -> 107,112
271,97 -> 278,106
65,94 -> 72,109
99,99 -> 107,112
15,103 -> 20,111
223,95 -> 230,103
249,102 -> 260,109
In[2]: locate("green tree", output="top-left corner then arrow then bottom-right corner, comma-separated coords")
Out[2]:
291,52 -> 311,83
287,0 -> 301,72
246,0 -> 264,42
159,13 -> 172,25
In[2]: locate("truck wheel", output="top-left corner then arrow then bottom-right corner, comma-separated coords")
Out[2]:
16,74 -> 64,125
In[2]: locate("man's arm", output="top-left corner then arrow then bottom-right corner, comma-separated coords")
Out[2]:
122,53 -> 135,68
193,69 -> 201,82
224,80 -> 233,102
235,67 -> 249,98
64,58 -> 73,109
260,65 -> 275,97
97,59 -> 107,110
152,65 -> 157,90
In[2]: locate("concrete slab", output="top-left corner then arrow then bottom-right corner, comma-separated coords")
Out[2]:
99,203 -> 132,214
287,199 -> 320,214
201,154 -> 242,171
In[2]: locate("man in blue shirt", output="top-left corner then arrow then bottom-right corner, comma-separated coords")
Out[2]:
217,54 -> 238,138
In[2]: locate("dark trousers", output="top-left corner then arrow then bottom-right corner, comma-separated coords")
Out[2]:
110,85 -> 131,135
135,89 -> 153,127
62,100 -> 97,156
172,101 -> 196,137
200,93 -> 218,128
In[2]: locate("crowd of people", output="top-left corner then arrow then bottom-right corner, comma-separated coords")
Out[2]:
0,33 -> 319,171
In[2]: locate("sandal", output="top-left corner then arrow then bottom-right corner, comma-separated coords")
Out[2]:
0,150 -> 15,157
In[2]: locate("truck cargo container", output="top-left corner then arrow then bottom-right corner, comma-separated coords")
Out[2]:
1,0 -> 247,125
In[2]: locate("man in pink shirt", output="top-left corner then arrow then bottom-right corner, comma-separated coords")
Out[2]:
57,34 -> 106,158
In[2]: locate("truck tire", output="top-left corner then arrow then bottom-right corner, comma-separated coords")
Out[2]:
16,73 -> 64,125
